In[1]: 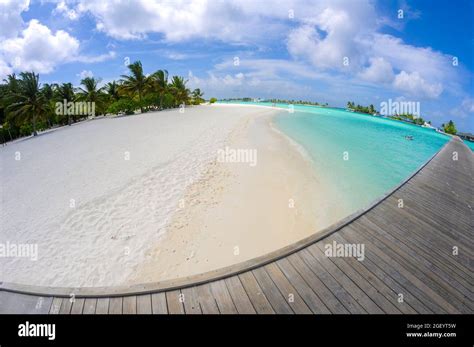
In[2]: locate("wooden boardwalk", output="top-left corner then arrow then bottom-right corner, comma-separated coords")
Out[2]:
1,137 -> 472,314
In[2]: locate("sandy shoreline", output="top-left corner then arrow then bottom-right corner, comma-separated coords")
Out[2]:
1,104 -> 344,287
128,106 -> 343,284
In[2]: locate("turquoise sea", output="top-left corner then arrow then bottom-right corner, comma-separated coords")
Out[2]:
464,140 -> 474,152
220,101 -> 450,212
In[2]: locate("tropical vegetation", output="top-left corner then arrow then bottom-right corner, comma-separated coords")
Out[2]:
387,113 -> 427,126
442,120 -> 457,135
0,60 -> 203,143
346,101 -> 377,115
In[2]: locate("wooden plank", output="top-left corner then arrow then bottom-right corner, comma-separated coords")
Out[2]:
181,287 -> 202,314
123,296 -> 137,314
70,298 -> 85,314
151,293 -> 168,314
333,233 -> 418,314
365,210 -> 473,302
374,200 -> 473,283
108,297 -> 123,314
395,189 -> 473,251
166,290 -> 185,314
343,225 -> 450,313
136,294 -> 152,314
342,228 -> 438,313
238,272 -> 275,314
355,220 -> 466,313
314,239 -> 400,314
299,248 -> 366,314
307,244 -> 384,313
276,258 -> 331,314
225,276 -> 256,314
49,297 -> 62,314
0,292 -> 53,314
210,279 -> 237,314
82,298 -> 97,314
264,262 -> 312,314
377,193 -> 473,267
95,298 -> 109,314
252,267 -> 293,314
59,297 -> 73,314
34,296 -> 53,314
195,284 -> 220,314
287,253 -> 348,314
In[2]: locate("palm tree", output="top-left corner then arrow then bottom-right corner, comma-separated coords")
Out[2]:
2,74 -> 21,108
149,70 -> 168,109
77,77 -> 104,102
191,88 -> 204,104
41,83 -> 55,127
3,74 -> 20,94
442,120 -> 457,135
54,83 -> 75,125
105,81 -> 120,102
169,76 -> 190,107
54,83 -> 75,102
7,72 -> 50,136
76,77 -> 106,116
120,61 -> 151,113
41,83 -> 54,100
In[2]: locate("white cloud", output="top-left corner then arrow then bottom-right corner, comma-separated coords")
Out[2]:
77,70 -> 93,79
64,0 -> 461,101
74,51 -> 116,63
358,57 -> 394,84
284,4 -> 456,99
164,51 -> 188,60
461,98 -> 474,113
74,0 -> 288,42
0,59 -> 13,80
370,34 -> 453,86
188,68 -> 313,100
286,1 -> 378,71
1,19 -> 80,73
450,97 -> 474,119
214,58 -> 324,80
54,1 -> 79,20
393,71 -> 443,99
0,18 -> 115,77
0,0 -> 29,40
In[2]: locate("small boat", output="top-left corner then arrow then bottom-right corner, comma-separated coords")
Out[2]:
404,135 -> 414,141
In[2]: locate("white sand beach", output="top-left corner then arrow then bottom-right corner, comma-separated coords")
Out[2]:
0,104 -> 348,287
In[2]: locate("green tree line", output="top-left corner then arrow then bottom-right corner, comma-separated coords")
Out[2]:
0,60 -> 205,142
441,120 -> 457,135
346,101 -> 377,115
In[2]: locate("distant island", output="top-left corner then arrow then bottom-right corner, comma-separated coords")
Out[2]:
218,98 -> 460,136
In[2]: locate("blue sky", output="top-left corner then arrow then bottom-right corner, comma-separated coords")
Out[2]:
0,0 -> 472,132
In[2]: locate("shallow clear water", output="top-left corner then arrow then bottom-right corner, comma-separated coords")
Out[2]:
220,101 -> 450,211
464,140 -> 474,152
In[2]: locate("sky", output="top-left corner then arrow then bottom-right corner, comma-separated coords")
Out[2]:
0,0 -> 472,132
